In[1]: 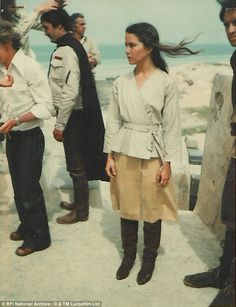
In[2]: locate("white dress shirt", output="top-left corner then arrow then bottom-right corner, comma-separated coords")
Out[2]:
0,49 -> 53,131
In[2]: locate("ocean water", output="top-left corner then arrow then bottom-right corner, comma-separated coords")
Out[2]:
31,43 -> 234,80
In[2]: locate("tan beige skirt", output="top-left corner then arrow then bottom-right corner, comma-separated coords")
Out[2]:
110,154 -> 178,223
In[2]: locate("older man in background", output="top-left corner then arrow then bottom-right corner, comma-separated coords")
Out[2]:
71,12 -> 101,71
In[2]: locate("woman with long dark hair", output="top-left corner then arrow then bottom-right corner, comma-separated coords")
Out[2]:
104,22 -> 199,285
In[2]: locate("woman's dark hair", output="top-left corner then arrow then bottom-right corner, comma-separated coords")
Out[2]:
0,0 -> 20,23
41,8 -> 72,32
217,0 -> 236,21
0,20 -> 21,50
126,22 -> 199,73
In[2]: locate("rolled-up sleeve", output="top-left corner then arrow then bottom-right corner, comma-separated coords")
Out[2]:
104,79 -> 123,153
162,79 -> 182,162
27,64 -> 53,120
17,10 -> 42,37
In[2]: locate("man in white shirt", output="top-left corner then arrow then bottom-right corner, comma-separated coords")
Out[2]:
71,12 -> 101,70
0,21 -> 53,256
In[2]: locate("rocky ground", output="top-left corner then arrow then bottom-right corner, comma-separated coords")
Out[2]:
0,187 -> 221,306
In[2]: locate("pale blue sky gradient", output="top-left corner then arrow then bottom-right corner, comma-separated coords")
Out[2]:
26,0 -> 228,45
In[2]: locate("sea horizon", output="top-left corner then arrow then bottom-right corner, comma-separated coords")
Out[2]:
31,43 -> 234,80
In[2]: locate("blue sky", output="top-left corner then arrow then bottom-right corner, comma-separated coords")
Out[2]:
27,0 -> 229,45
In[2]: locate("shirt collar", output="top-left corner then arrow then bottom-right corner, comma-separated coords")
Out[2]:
80,35 -> 87,44
9,48 -> 26,73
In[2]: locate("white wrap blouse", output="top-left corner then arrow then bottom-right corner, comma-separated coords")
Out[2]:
104,69 -> 182,162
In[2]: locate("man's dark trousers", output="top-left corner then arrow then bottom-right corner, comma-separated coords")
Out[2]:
6,127 -> 51,250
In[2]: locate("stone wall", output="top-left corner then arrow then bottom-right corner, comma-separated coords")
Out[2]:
194,73 -> 234,239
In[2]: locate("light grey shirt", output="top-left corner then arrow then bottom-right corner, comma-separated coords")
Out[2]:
104,69 -> 182,162
0,49 -> 53,131
80,35 -> 101,66
48,45 -> 82,131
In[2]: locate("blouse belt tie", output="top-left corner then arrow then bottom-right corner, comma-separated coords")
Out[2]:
123,122 -> 164,159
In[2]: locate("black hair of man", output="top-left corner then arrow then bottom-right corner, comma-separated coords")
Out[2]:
40,8 -> 72,31
217,0 -> 236,21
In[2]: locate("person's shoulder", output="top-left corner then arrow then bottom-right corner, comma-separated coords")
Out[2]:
113,71 -> 133,86
14,49 -> 44,78
155,69 -> 176,86
84,35 -> 96,43
57,45 -> 75,53
155,68 -> 170,79
24,53 -> 44,71
56,46 -> 78,59
16,48 -> 35,63
117,71 -> 133,81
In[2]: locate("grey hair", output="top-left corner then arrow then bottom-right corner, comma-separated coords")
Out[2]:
71,12 -> 85,22
0,20 -> 21,50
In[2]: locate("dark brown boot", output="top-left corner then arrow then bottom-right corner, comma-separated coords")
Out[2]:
116,218 -> 138,280
59,201 -> 75,211
10,231 -> 23,241
57,173 -> 89,225
56,210 -> 88,224
137,220 -> 162,285
10,223 -> 24,241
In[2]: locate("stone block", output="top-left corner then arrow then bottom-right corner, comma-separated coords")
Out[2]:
195,73 -> 233,239
171,138 -> 190,210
